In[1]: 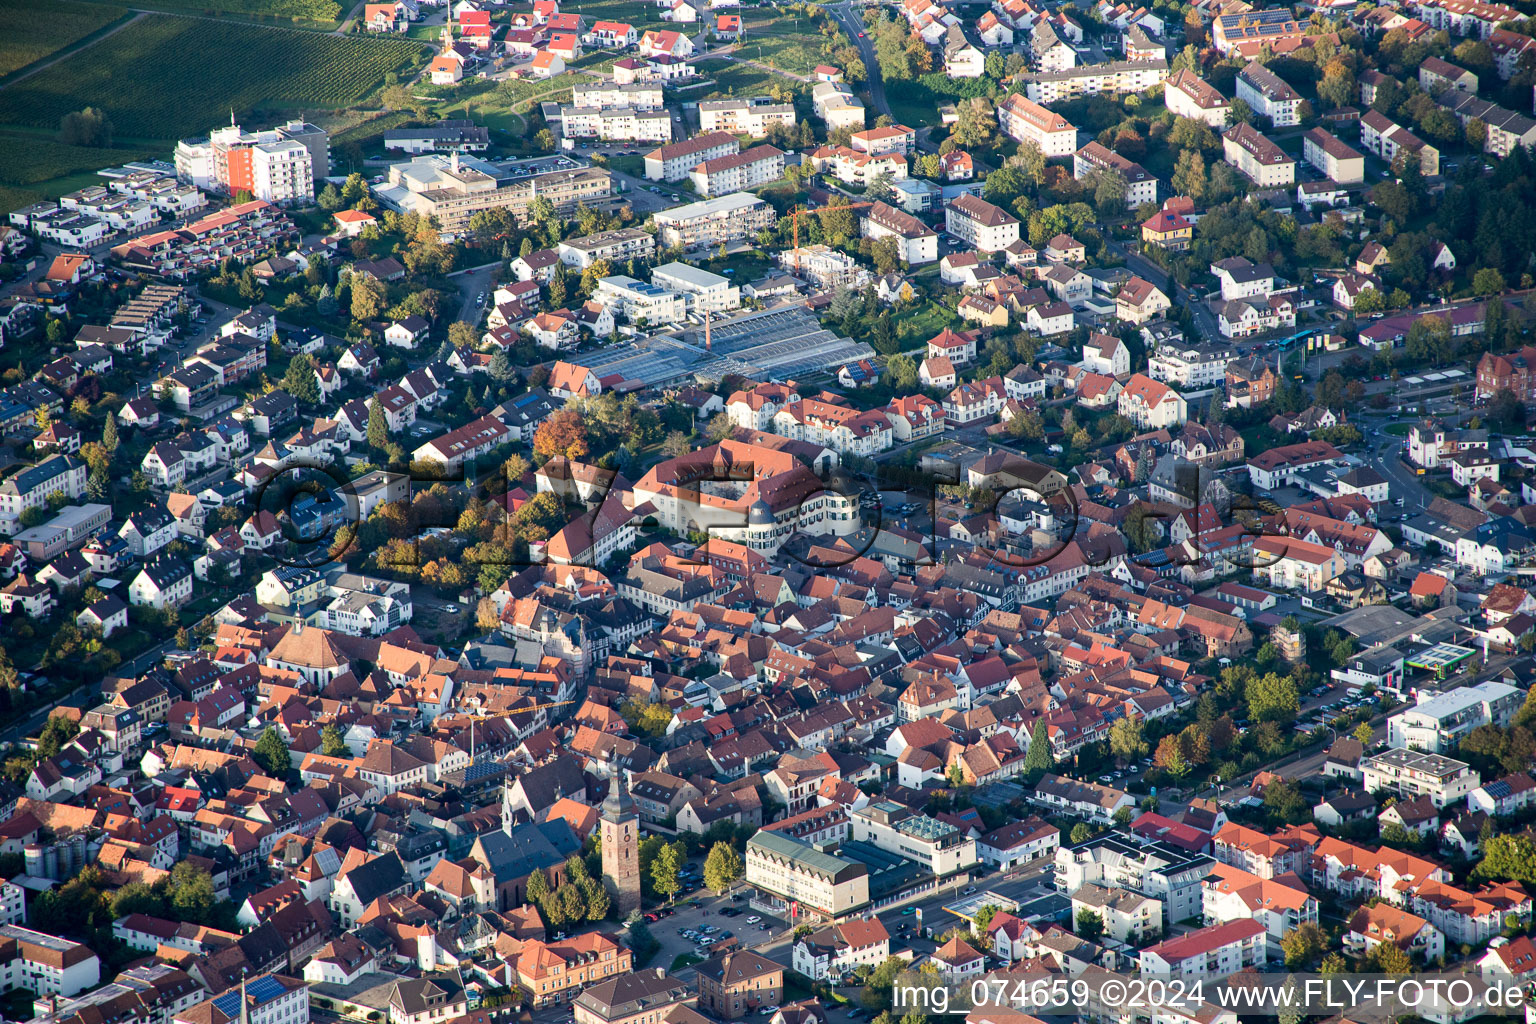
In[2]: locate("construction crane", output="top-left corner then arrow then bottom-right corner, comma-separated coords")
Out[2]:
789,200 -> 874,272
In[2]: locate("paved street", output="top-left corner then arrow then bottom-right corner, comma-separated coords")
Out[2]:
448,262 -> 500,327
830,2 -> 891,120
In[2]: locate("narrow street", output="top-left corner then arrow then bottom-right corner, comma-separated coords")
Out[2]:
829,1 -> 891,120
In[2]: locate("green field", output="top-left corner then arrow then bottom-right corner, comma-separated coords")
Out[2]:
0,130 -> 159,185
0,0 -> 128,77
691,58 -> 807,101
0,16 -> 429,140
0,129 -> 163,214
738,11 -> 831,77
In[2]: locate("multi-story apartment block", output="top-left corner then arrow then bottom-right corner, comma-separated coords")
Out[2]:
745,831 -> 870,920
847,802 -> 979,877
1409,0 -> 1519,38
651,262 -> 740,314
1202,863 -> 1319,958
0,455 -> 88,535
1438,90 -> 1536,156
654,193 -> 774,249
1054,834 -> 1213,924
861,202 -> 938,264
1302,128 -> 1366,183
386,157 -> 612,232
813,80 -> 867,129
1118,373 -> 1187,429
1139,920 -> 1266,981
851,124 -> 917,155
696,953 -> 783,1020
1211,9 -> 1312,54
945,194 -> 1021,252
1223,123 -> 1295,186
998,94 -> 1080,156
175,120 -> 326,202
557,106 -> 673,143
689,146 -> 785,197
698,97 -> 796,136
1148,344 -> 1228,388
1073,142 -> 1157,207
1018,58 -> 1168,103
1236,61 -> 1301,125
1071,883 -> 1163,944
593,275 -> 688,324
1164,68 -> 1231,126
175,974 -> 306,1024
1360,749 -> 1480,808
0,925 -> 101,997
1212,823 -> 1317,879
1387,682 -> 1520,752
1360,110 -> 1440,174
805,146 -> 907,186
557,227 -> 656,269
571,82 -> 664,109
643,132 -> 739,181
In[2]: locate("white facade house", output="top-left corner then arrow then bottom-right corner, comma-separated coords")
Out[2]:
1360,749 -> 1480,809
1386,682 -> 1521,753
1236,61 -> 1301,125
945,194 -> 1020,252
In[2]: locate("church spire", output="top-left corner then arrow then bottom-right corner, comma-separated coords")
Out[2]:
602,768 -> 633,820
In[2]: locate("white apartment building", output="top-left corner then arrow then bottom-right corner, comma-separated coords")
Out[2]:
1148,344 -> 1227,388
1223,123 -> 1295,186
248,141 -> 314,205
0,926 -> 99,997
1119,373 -> 1187,429
1302,128 -> 1366,184
1201,864 -> 1319,959
1360,109 -> 1441,174
998,93 -> 1079,156
0,455 -> 89,535
806,146 -> 908,186
1052,834 -> 1211,925
945,193 -> 1021,252
1019,58 -> 1168,104
698,97 -> 796,136
571,82 -> 664,109
689,146 -> 784,197
770,399 -> 894,457
1360,749 -> 1481,808
1236,61 -> 1301,125
861,201 -> 938,264
173,974 -> 309,1024
1387,681 -> 1521,752
558,105 -> 673,142
812,80 -> 866,129
594,275 -> 688,324
1139,920 -> 1266,982
644,131 -> 739,181
557,227 -> 656,269
1071,883 -> 1163,944
654,192 -> 775,249
791,921 -> 890,982
745,831 -> 870,920
651,262 -> 741,313
1074,141 -> 1157,207
1164,68 -> 1231,127
849,801 -> 978,877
